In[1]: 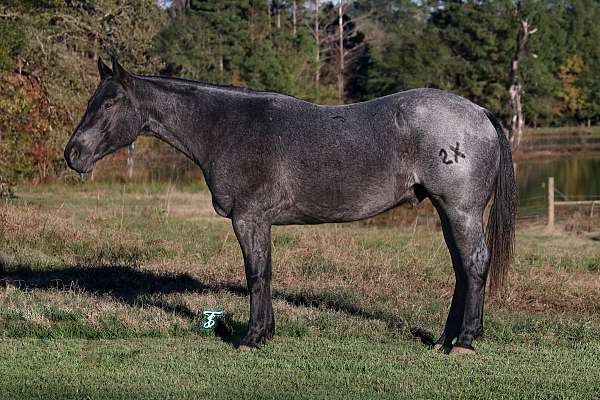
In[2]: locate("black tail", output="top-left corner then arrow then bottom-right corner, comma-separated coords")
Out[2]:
483,109 -> 517,294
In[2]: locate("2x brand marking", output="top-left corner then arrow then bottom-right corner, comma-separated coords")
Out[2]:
439,142 -> 466,164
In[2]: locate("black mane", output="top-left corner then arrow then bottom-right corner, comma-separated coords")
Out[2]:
136,74 -> 302,101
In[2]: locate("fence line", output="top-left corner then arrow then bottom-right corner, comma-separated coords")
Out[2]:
518,127 -> 600,158
546,176 -> 598,229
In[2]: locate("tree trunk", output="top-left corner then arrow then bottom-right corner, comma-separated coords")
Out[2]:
218,34 -> 224,82
337,0 -> 344,104
508,79 -> 523,146
315,0 -> 320,100
508,8 -> 535,148
168,0 -> 190,17
276,1 -> 281,29
268,1 -> 272,35
292,0 -> 297,35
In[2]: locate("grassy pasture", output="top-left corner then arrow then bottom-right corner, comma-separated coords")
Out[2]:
0,182 -> 599,399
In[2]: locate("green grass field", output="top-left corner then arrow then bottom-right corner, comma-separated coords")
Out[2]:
1,182 -> 599,399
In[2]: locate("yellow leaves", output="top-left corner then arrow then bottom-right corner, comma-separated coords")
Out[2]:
558,54 -> 587,114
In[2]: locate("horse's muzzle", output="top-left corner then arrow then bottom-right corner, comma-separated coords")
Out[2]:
64,139 -> 94,174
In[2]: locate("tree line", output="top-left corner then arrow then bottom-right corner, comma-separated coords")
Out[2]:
0,0 -> 599,183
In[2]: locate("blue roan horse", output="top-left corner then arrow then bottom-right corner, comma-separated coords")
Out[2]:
65,58 -> 517,354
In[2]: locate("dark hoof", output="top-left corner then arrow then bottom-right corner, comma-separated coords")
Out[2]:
432,343 -> 452,354
449,346 -> 476,356
433,334 -> 452,354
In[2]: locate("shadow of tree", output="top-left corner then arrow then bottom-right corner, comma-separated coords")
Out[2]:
0,263 -> 435,347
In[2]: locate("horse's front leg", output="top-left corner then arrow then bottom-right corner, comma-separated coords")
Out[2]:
232,216 -> 274,348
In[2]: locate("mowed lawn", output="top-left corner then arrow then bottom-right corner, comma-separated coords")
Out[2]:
1,182 -> 599,399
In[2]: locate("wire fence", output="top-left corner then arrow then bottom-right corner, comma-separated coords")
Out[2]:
516,127 -> 600,159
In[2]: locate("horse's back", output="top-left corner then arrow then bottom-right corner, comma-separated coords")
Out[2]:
282,88 -> 499,205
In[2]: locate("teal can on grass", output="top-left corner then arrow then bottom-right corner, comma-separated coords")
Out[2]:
200,309 -> 224,332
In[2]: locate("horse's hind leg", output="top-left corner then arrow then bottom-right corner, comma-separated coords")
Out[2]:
431,198 -> 489,354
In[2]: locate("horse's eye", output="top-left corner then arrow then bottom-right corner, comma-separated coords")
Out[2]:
104,100 -> 116,109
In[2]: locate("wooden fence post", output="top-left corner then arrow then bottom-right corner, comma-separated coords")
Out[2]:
127,143 -> 135,179
547,176 -> 554,229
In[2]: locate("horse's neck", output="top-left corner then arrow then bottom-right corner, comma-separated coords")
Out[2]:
136,77 -> 237,169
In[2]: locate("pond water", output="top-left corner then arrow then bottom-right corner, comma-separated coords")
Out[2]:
516,157 -> 600,217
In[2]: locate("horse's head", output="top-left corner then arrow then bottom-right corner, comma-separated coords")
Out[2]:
64,57 -> 143,173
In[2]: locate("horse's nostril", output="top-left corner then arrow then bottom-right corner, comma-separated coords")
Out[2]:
70,147 -> 80,161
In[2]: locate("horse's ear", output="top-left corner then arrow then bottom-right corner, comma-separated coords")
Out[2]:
97,57 -> 112,80
111,56 -> 132,86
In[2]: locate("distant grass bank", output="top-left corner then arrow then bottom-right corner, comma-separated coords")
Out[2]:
1,183 -> 599,399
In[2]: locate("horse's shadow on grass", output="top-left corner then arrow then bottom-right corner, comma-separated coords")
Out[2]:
0,263 -> 435,347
